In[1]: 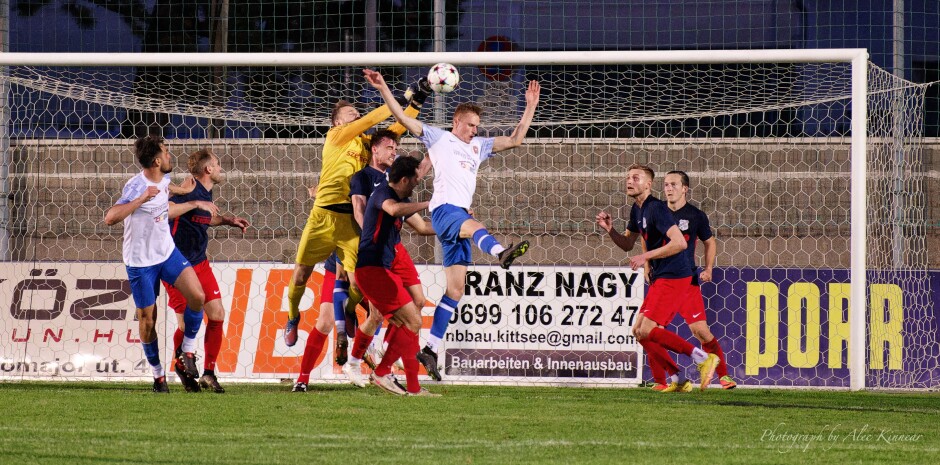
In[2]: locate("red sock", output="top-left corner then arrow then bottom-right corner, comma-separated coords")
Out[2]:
374,326 -> 402,378
296,328 -> 328,384
203,319 -> 224,371
639,339 -> 666,384
384,323 -> 397,345
641,338 -> 675,384
653,345 -> 679,376
350,326 -> 373,360
649,327 -> 695,357
391,327 -> 421,393
703,337 -> 728,377
173,328 -> 184,354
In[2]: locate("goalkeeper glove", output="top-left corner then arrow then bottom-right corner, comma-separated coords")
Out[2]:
403,77 -> 432,109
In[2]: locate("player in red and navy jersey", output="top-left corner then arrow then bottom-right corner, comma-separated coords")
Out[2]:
596,164 -> 719,392
162,148 -> 249,393
663,170 -> 735,389
355,156 -> 438,396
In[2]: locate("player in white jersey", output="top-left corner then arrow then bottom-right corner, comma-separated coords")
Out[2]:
364,69 -> 540,380
104,136 -> 209,393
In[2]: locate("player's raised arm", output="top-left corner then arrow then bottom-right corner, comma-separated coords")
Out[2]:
363,69 -> 424,136
596,210 -> 639,252
492,80 -> 541,153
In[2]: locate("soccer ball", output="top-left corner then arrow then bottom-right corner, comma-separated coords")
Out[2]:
427,63 -> 460,93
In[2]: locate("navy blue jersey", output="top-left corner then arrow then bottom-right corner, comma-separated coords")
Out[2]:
357,185 -> 407,269
626,196 -> 692,280
169,180 -> 212,265
349,165 -> 387,200
672,203 -> 713,286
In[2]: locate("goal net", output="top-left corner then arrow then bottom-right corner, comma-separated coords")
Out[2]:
0,51 -> 935,390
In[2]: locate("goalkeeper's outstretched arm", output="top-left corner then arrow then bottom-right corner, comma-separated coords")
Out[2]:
363,69 -> 424,137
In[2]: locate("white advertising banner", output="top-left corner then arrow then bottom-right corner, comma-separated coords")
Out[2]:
0,262 -> 643,385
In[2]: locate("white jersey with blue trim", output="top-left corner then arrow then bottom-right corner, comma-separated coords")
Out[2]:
417,123 -> 495,212
116,172 -> 175,267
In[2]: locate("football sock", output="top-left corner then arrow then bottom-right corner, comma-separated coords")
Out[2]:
351,326 -> 373,360
472,228 -> 505,256
296,328 -> 329,384
428,295 -> 458,353
172,328 -> 183,355
703,337 -> 728,377
640,338 -> 673,385
639,339 -> 666,385
398,328 -> 421,393
141,339 -> 164,378
333,280 -> 349,335
204,319 -> 224,371
648,327 -> 695,357
181,306 -> 203,352
286,281 -> 305,321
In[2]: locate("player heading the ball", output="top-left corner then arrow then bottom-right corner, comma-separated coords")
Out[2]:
363,68 -> 540,381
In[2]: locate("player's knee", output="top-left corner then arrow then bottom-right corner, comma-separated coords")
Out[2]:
446,287 -> 464,301
367,309 -> 383,324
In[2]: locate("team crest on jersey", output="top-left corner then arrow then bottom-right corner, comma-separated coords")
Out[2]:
642,218 -> 647,229
679,219 -> 689,231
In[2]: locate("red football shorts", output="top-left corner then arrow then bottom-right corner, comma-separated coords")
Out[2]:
163,260 -> 221,314
355,266 -> 412,315
639,276 -> 693,327
391,243 -> 421,288
678,284 -> 707,324
320,269 -> 336,305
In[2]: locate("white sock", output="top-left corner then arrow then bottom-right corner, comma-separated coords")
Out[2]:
181,335 -> 197,353
335,320 -> 346,335
152,364 -> 165,379
691,347 -> 708,364
426,335 -> 442,353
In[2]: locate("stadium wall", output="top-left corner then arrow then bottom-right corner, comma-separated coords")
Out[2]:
7,138 -> 940,268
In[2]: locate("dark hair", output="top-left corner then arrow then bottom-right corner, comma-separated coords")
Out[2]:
388,156 -> 420,183
666,170 -> 690,188
135,135 -> 166,168
627,164 -> 655,180
453,102 -> 483,119
370,129 -> 400,150
188,148 -> 216,175
331,100 -> 356,126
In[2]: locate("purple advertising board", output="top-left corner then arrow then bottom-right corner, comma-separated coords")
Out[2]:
663,268 -> 940,388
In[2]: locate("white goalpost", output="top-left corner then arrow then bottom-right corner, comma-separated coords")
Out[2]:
0,50 -> 934,391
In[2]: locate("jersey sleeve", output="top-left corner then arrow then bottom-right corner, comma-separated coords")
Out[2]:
478,137 -> 496,160
626,207 -> 640,233
696,209 -> 714,241
349,171 -> 368,198
116,177 -> 146,205
417,123 -> 446,148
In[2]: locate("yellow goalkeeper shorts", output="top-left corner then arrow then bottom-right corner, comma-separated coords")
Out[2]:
295,206 -> 359,271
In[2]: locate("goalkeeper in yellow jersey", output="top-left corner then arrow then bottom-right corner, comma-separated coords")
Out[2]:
283,77 -> 430,356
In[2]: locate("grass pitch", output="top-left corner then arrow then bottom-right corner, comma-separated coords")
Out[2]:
0,381 -> 937,464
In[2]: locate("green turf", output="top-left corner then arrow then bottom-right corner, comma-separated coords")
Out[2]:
0,382 -> 937,464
